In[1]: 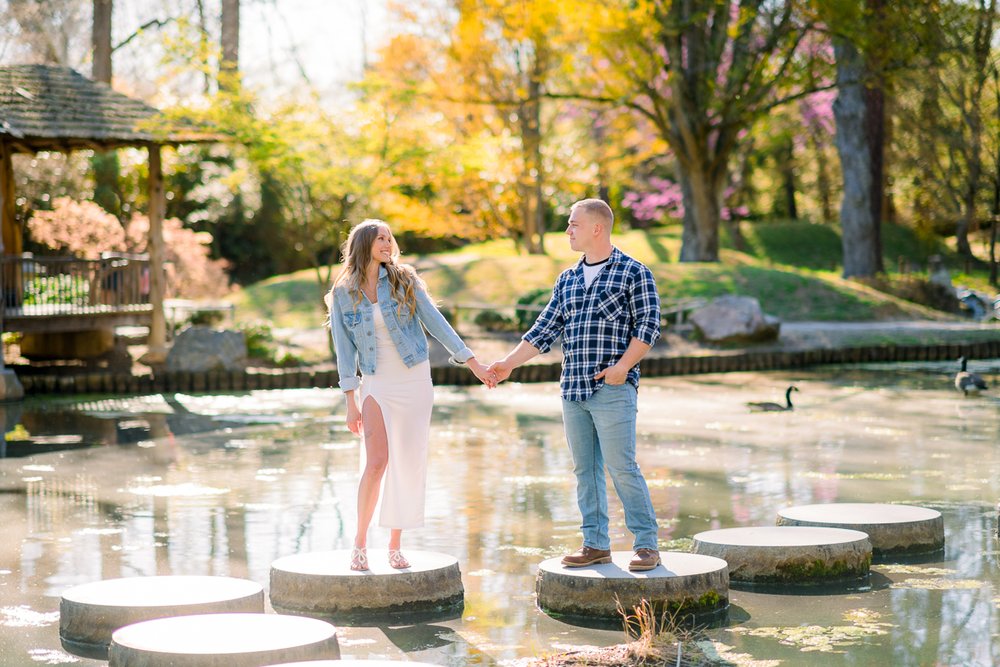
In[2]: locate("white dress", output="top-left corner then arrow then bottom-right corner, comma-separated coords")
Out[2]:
359,302 -> 433,529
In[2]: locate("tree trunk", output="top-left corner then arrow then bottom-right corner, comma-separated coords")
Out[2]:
989,217 -> 997,286
958,128 -> 981,258
863,77 -> 885,270
92,0 -> 112,82
220,0 -> 240,88
195,0 -> 212,94
91,0 -> 120,219
781,136 -> 798,220
864,0 -> 887,271
810,129 -> 834,223
518,64 -> 545,255
678,163 -> 721,262
834,38 -> 881,278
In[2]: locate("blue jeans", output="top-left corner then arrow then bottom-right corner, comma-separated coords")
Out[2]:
561,383 -> 658,551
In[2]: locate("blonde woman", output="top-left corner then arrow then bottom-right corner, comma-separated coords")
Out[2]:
328,219 -> 494,571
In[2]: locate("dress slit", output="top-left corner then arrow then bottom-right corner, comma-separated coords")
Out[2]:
359,305 -> 433,529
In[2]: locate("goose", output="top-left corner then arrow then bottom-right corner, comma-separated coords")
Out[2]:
747,385 -> 798,412
955,356 -> 988,396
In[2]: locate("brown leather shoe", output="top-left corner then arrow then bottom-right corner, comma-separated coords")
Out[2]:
561,546 -> 612,568
629,548 -> 660,571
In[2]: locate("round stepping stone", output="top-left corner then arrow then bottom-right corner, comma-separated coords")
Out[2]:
60,575 -> 264,659
535,551 -> 728,621
692,526 -> 871,586
267,662 -> 440,667
776,503 -> 944,557
108,613 -> 339,667
269,550 -> 463,618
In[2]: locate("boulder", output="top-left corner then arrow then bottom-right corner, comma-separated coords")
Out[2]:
166,326 -> 246,372
689,295 -> 780,344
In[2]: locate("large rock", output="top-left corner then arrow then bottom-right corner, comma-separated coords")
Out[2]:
166,326 -> 246,372
689,295 -> 780,344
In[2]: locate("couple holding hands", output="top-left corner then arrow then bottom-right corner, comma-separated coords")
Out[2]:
328,199 -> 662,574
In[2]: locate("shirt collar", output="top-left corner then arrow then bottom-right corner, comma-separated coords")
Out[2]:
575,246 -> 621,270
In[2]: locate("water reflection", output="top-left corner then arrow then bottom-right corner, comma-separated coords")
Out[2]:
0,361 -> 998,665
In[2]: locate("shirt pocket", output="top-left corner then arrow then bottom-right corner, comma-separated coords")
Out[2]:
596,290 -> 627,321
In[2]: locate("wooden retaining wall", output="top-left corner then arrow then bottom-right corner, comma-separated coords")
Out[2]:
13,339 -> 1000,396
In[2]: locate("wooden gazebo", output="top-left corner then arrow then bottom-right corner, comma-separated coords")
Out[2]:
0,64 -> 218,397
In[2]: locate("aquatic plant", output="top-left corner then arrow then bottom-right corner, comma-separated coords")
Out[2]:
728,608 -> 893,654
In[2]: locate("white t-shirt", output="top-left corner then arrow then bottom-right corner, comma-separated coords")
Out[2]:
582,259 -> 608,289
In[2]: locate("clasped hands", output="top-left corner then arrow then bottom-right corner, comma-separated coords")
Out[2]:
473,359 -> 629,388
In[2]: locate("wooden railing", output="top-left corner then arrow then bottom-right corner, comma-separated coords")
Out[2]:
1,252 -> 151,321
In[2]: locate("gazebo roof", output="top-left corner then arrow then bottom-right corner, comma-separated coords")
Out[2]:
0,64 -> 217,153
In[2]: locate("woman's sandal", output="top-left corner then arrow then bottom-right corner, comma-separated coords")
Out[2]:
350,547 -> 369,571
388,549 -> 410,569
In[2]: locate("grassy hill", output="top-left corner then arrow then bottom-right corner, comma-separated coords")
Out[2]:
226,220 -> 994,329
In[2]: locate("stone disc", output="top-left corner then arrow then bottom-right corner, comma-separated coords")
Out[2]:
776,503 -> 944,556
693,526 -> 871,585
269,550 -> 463,618
108,613 -> 339,667
535,551 -> 728,620
60,575 -> 264,659
266,662 -> 441,667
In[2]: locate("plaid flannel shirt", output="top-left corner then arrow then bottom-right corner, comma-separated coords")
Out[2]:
524,247 -> 661,401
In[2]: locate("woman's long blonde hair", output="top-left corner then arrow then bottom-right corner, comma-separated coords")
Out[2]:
327,219 -> 422,321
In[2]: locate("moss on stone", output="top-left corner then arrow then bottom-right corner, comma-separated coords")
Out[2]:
767,555 -> 870,583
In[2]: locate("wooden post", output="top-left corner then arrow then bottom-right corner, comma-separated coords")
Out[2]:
141,143 -> 167,365
0,141 -> 24,400
0,142 -> 19,257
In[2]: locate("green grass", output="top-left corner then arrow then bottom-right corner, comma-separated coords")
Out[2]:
226,221 -> 992,329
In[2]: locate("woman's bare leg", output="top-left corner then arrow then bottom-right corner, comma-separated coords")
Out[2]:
354,397 -> 388,549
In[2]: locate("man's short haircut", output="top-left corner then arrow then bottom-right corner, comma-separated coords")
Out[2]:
571,198 -> 614,227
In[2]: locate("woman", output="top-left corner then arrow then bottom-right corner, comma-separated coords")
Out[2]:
328,219 -> 494,571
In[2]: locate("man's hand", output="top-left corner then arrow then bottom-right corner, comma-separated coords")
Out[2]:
594,363 -> 628,385
487,359 -> 513,384
466,357 -> 497,388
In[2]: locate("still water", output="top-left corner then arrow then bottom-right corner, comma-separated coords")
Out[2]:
1,361 -> 1000,666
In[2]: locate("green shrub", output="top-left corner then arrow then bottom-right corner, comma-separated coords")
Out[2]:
189,309 -> 227,327
515,288 -> 551,330
473,309 -> 517,332
238,322 -> 276,360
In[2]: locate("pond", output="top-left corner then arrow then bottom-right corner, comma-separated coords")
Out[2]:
1,360 -> 999,666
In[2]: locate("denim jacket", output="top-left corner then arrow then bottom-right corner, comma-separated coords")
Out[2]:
329,266 -> 473,392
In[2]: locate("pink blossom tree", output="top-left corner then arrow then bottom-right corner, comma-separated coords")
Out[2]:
27,197 -> 230,299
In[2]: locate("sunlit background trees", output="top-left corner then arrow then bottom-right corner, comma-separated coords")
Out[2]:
2,0 -> 999,295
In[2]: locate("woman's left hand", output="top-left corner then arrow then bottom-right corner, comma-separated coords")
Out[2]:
467,358 -> 497,388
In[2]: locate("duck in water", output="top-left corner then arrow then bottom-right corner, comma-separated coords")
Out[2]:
747,385 -> 798,412
955,356 -> 988,396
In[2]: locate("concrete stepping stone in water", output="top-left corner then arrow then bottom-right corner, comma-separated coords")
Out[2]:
108,613 -> 340,667
266,662 -> 441,666
776,503 -> 944,558
535,551 -> 729,621
269,550 -> 463,618
59,575 -> 264,659
692,526 -> 871,586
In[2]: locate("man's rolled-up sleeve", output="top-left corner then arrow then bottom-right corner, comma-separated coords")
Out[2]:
631,266 -> 660,346
522,280 -> 564,354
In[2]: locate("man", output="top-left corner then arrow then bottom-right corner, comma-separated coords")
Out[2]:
488,198 -> 661,571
